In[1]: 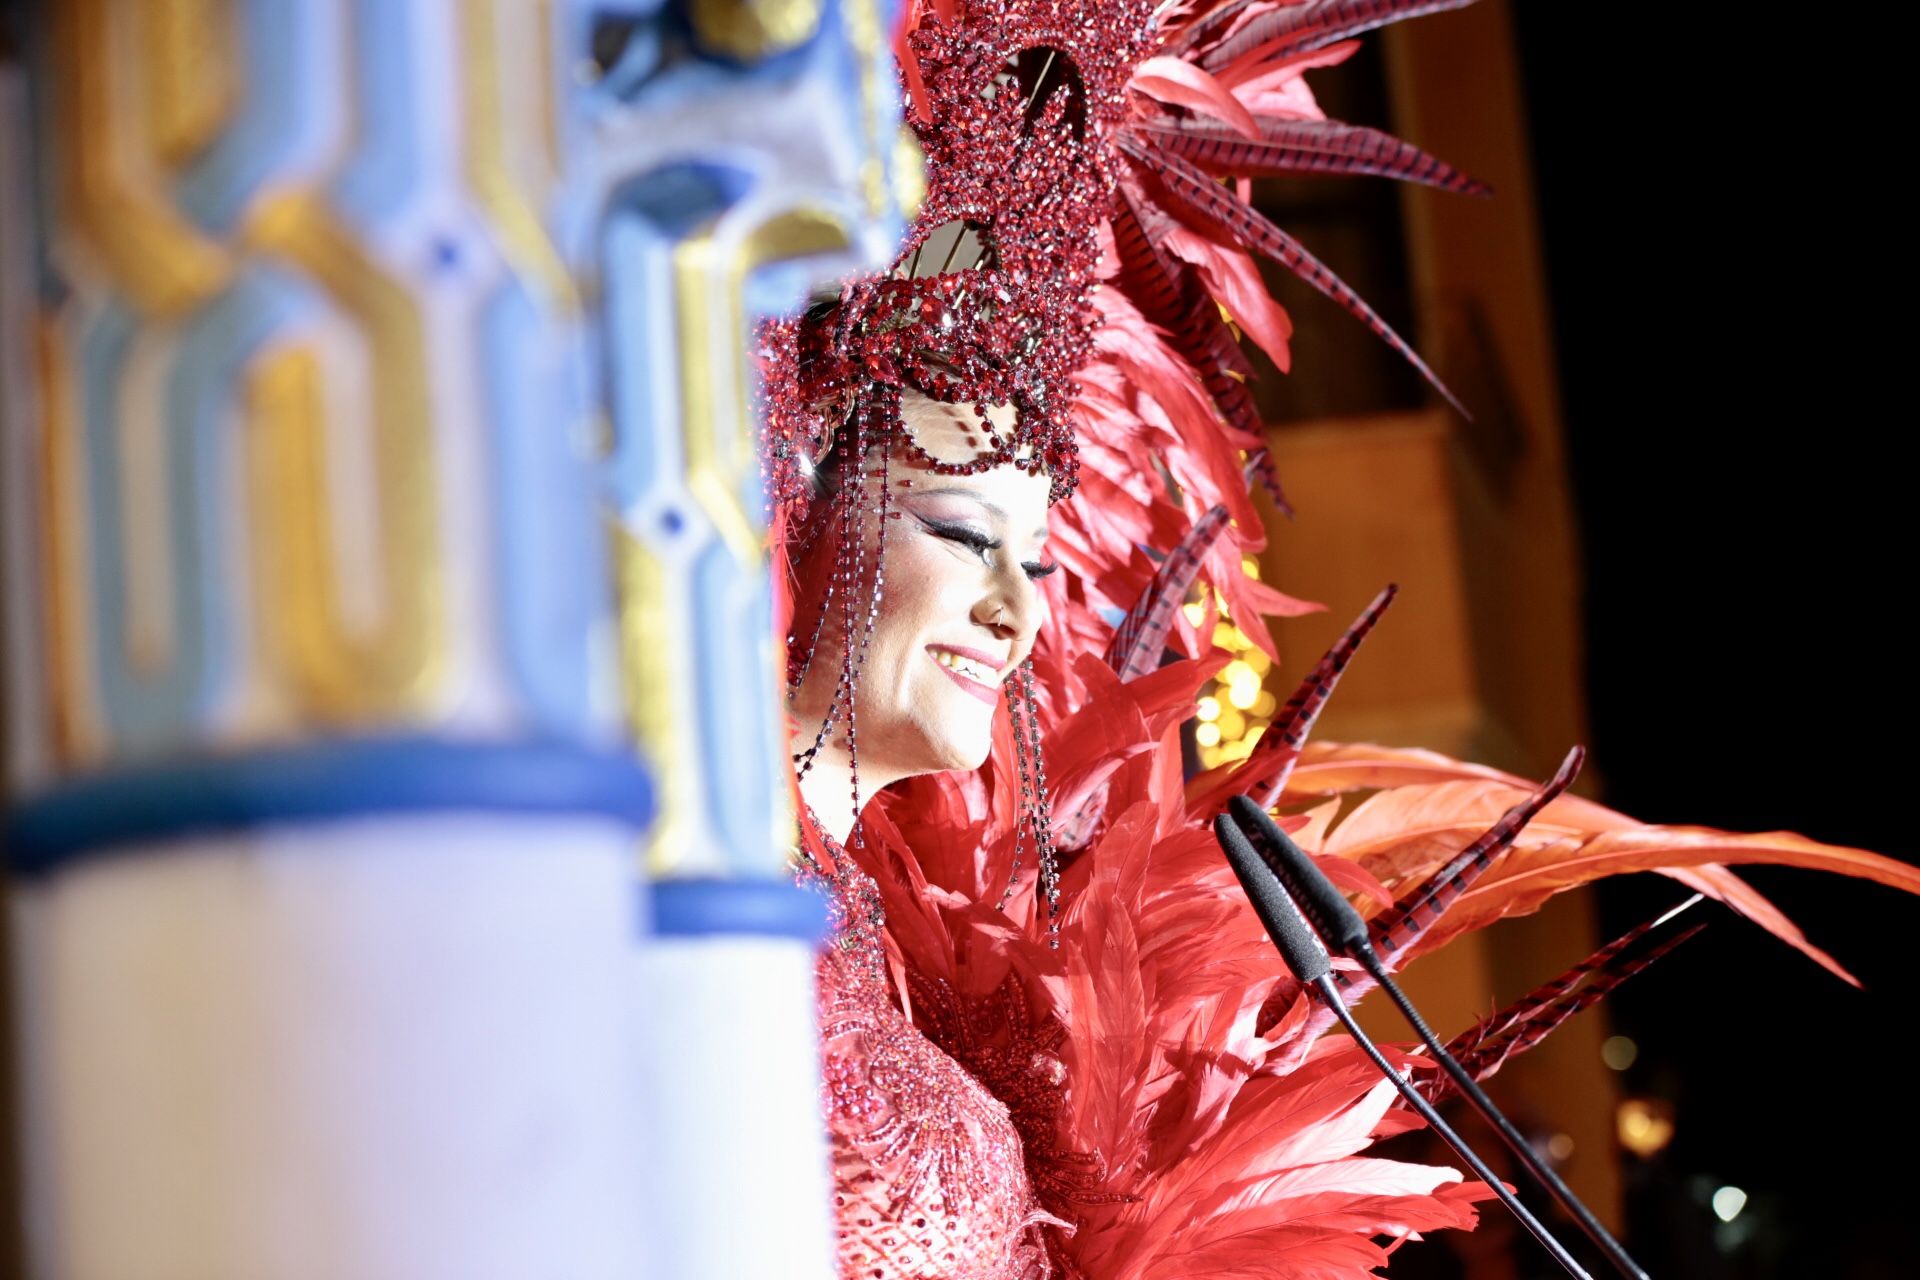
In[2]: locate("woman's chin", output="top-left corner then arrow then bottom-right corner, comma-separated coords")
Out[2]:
923,729 -> 993,776
899,694 -> 996,774
871,699 -> 996,778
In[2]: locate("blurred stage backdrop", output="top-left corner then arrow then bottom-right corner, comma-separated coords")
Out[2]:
0,3 -> 1913,1279
0,0 -> 907,1275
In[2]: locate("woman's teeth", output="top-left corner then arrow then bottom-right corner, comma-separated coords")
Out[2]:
932,650 -> 997,685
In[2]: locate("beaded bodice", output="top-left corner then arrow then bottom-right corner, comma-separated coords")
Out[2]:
796,825 -> 1060,1280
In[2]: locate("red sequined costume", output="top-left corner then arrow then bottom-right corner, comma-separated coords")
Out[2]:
764,2 -> 1920,1277
799,822 -> 1065,1279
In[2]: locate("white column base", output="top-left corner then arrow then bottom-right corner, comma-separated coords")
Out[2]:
11,813 -> 649,1280
634,935 -> 834,1280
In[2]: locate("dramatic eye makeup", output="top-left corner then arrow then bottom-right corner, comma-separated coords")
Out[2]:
912,513 -> 1057,581
915,514 -> 995,555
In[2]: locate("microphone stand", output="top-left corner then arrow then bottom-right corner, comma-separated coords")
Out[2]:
1227,795 -> 1650,1280
1214,815 -> 1594,1280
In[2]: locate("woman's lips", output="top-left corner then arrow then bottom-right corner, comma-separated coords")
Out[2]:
928,647 -> 1003,706
935,661 -> 1001,706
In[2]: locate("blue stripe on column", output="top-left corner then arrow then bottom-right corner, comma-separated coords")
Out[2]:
650,878 -> 828,942
483,278 -> 605,738
3,737 -> 653,876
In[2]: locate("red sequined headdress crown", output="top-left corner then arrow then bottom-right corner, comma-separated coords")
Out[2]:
764,0 -> 1154,508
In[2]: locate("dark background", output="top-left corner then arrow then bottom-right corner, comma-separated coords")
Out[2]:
1515,10 -> 1915,1277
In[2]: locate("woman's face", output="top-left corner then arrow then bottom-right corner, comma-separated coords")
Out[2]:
794,393 -> 1055,779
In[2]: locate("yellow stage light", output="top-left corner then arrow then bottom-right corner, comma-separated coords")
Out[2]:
1616,1098 -> 1674,1158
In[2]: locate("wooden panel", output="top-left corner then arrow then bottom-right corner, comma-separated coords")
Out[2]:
1259,410 -> 1495,762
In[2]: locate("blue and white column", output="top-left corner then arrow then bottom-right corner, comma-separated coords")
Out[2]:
2,1 -> 907,1276
563,0 -> 908,1274
1,3 -> 650,1275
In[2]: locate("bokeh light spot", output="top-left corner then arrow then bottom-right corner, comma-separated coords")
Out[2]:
1601,1035 -> 1638,1071
1617,1097 -> 1674,1157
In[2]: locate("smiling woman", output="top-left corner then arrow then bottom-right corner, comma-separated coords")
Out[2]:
776,387 -> 1070,1278
756,27 -> 1105,1249
788,393 -> 1056,842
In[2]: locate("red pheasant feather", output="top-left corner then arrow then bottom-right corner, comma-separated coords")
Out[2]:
1187,583 -> 1398,816
1418,899 -> 1710,1104
1105,504 -> 1234,681
1138,119 -> 1491,193
1123,138 -> 1468,416
1368,746 -> 1587,964
1200,0 -> 1482,69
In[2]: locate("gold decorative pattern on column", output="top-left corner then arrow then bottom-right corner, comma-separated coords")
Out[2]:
55,0 -> 231,316
463,0 -> 577,312
615,526 -> 695,874
893,125 -> 926,217
33,319 -> 88,766
246,193 -> 446,722
839,0 -> 889,216
688,0 -> 824,62
142,0 -> 239,168
672,206 -> 851,563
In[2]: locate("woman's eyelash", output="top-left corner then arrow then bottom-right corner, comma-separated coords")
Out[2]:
923,519 -> 997,553
920,517 -> 1055,580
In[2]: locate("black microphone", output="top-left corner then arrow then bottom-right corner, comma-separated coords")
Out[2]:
1227,796 -> 1648,1280
1213,815 -> 1593,1280
1213,812 -> 1331,983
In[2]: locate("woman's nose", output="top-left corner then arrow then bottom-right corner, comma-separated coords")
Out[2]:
975,567 -> 1039,641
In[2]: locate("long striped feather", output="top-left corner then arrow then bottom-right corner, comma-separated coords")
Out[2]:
1187,584 -> 1397,815
1469,898 -> 1704,1050
1111,188 -> 1192,321
1260,750 -> 1614,1063
1203,0 -> 1480,72
1367,746 -> 1586,965
1170,279 -> 1260,384
1106,504 -> 1235,680
1244,447 -> 1289,513
1115,181 -> 1262,390
1418,903 -> 1709,1103
1259,584 -> 1397,788
1137,119 -> 1490,195
1113,185 -> 1268,443
1123,139 -> 1468,415
1163,0 -> 1261,58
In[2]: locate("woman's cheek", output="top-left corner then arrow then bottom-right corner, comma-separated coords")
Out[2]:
884,535 -> 966,626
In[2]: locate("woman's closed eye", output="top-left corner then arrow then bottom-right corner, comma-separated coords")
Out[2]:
918,517 -> 1057,581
